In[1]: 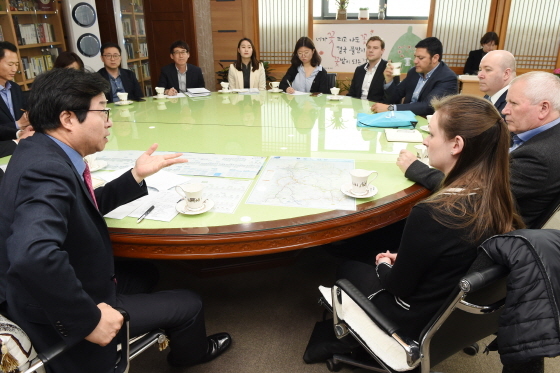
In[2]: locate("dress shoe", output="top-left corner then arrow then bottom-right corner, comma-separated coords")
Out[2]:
200,332 -> 232,363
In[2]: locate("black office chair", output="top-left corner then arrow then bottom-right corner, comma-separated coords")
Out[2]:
529,191 -> 560,229
327,73 -> 337,89
0,309 -> 167,373
318,253 -> 507,372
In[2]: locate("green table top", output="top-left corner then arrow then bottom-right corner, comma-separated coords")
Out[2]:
2,93 -> 428,235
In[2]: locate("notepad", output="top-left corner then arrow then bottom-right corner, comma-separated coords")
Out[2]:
384,128 -> 424,143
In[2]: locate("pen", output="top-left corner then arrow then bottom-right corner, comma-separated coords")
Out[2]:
287,80 -> 292,88
137,205 -> 155,223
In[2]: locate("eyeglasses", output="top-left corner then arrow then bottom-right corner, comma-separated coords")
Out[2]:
297,50 -> 312,57
74,108 -> 111,122
102,54 -> 121,59
173,51 -> 188,56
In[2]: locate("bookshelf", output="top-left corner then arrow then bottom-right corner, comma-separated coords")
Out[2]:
0,0 -> 66,90
115,0 -> 151,96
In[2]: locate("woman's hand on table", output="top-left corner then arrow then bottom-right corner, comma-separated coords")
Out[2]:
376,250 -> 398,266
286,87 -> 295,94
396,149 -> 418,174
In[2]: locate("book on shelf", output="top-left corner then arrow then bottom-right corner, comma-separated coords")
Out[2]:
141,61 -> 150,79
124,42 -> 134,60
139,42 -> 148,58
128,63 -> 139,80
135,18 -> 145,36
0,26 -> 4,42
122,18 -> 132,36
144,84 -> 152,97
35,0 -> 55,11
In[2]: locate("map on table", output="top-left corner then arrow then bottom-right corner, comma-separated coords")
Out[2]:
96,150 -> 266,179
246,156 -> 356,210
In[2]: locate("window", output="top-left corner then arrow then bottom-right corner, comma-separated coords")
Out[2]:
313,0 -> 430,19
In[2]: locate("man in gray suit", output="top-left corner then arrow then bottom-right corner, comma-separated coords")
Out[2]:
397,71 -> 560,228
478,50 -> 516,113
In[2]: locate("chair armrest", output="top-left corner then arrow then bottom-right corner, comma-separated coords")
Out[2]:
459,265 -> 508,293
336,279 -> 399,335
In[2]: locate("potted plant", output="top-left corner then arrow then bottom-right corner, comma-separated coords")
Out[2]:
359,7 -> 369,20
333,0 -> 349,20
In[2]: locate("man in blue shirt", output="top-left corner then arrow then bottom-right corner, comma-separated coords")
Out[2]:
371,37 -> 457,117
398,72 -> 560,228
97,42 -> 144,103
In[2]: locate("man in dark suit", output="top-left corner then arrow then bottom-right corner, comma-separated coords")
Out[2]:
0,69 -> 231,372
157,40 -> 205,96
346,36 -> 398,102
478,50 -> 515,113
97,42 -> 144,103
371,37 -> 457,117
396,72 -> 560,228
0,41 -> 30,139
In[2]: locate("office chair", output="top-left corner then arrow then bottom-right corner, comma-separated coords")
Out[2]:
0,309 -> 167,373
318,253 -> 507,372
327,73 -> 337,89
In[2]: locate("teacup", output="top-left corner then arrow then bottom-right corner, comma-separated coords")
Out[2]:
84,154 -> 97,169
155,87 -> 165,97
349,169 -> 378,195
330,87 -> 340,96
391,62 -> 402,76
176,183 -> 204,211
269,82 -> 280,91
414,144 -> 428,163
117,92 -> 128,102
220,82 -> 230,91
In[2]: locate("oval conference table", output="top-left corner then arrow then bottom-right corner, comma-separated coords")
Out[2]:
2,91 -> 430,261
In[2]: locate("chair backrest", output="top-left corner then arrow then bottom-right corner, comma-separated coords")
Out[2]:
327,73 -> 337,89
530,191 -> 560,229
419,257 -> 508,371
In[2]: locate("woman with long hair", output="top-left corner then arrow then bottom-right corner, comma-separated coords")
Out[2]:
463,31 -> 499,75
53,51 -> 85,70
337,94 -> 524,340
227,38 -> 266,90
279,36 -> 330,94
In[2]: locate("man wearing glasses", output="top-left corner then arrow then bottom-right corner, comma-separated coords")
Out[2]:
157,40 -> 205,96
0,69 -> 232,372
97,42 -> 144,103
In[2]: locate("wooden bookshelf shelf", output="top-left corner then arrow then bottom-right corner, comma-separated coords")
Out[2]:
18,41 -> 62,49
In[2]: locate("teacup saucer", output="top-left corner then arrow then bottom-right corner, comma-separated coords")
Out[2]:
340,183 -> 378,199
327,95 -> 343,101
89,160 -> 107,172
268,89 -> 282,93
114,100 -> 133,106
176,199 -> 214,215
218,90 -> 233,94
419,125 -> 429,132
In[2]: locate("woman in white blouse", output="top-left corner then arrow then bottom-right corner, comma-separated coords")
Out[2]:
227,38 -> 266,90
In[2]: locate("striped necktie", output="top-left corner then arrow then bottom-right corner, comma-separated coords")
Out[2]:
83,163 -> 98,209
483,94 -> 491,101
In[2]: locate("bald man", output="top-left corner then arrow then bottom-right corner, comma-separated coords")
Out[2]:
477,50 -> 516,112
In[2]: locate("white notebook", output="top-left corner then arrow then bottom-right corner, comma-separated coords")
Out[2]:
384,128 -> 424,143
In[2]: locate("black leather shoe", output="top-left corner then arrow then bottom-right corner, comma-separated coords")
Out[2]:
200,332 -> 232,363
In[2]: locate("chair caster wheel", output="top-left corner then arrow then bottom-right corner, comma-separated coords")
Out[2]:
463,343 -> 479,356
326,358 -> 342,372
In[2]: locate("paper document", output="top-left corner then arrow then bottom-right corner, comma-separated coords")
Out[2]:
246,156 -> 356,210
384,129 -> 424,143
176,176 -> 252,214
286,91 -> 310,96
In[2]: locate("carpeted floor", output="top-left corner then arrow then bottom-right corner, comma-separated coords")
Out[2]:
129,246 -> 558,373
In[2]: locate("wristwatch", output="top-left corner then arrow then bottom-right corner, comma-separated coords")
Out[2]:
387,105 -> 395,111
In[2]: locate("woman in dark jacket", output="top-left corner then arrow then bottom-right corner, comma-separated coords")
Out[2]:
279,37 -> 330,94
463,31 -> 499,75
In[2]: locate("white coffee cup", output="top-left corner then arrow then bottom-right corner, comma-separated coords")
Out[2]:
269,82 -> 280,91
349,169 -> 378,195
84,154 -> 97,169
155,87 -> 165,97
220,82 -> 230,91
414,144 -> 429,163
117,92 -> 128,102
330,87 -> 340,96
176,183 -> 204,211
391,62 -> 402,76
